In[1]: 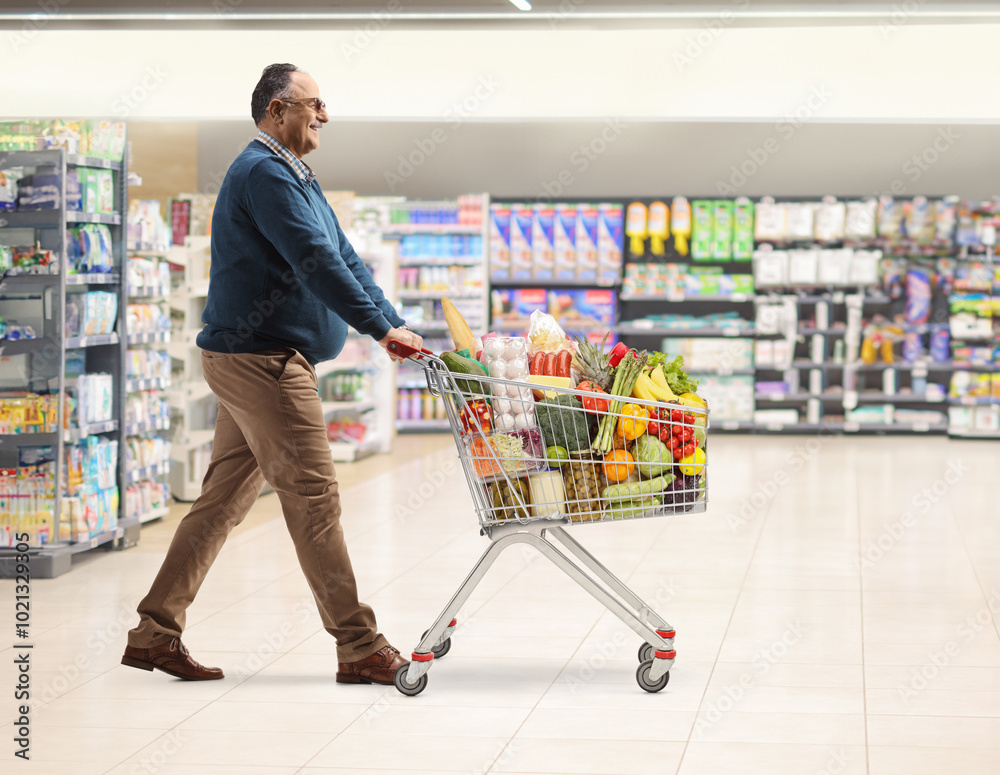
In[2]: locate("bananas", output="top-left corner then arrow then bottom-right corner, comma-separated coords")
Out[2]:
637,367 -> 706,410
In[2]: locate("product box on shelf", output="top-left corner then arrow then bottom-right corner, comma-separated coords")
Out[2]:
509,204 -> 534,281
554,204 -> 578,281
696,375 -> 754,422
491,288 -> 547,327
489,204 -> 511,281
532,204 -> 556,281
547,289 -> 616,334
661,337 -> 754,372
576,205 -> 600,282
597,203 -> 623,285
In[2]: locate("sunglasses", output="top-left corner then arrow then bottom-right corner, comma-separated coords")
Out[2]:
282,97 -> 327,113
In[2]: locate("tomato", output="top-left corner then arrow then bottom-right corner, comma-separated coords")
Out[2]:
659,427 -> 672,444
459,400 -> 492,434
683,412 -> 695,424
682,427 -> 694,442
648,407 -> 660,420
672,423 -> 684,437
682,442 -> 695,457
577,380 -> 609,415
670,409 -> 684,424
668,435 -> 683,451
647,421 -> 661,438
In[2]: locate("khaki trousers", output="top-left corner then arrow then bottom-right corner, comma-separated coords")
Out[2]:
128,348 -> 387,663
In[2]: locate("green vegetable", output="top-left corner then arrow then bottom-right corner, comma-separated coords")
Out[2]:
592,349 -> 648,454
607,496 -> 662,520
535,394 -> 592,452
602,475 -> 672,505
633,434 -> 673,478
441,351 -> 489,397
648,352 -> 699,395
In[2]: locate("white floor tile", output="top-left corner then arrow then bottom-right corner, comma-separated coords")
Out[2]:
678,742 -> 868,775
868,745 -> 1000,775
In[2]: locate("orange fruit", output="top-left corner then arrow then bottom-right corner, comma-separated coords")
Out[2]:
603,449 -> 635,482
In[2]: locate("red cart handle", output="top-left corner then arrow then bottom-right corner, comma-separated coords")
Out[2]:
387,339 -> 435,360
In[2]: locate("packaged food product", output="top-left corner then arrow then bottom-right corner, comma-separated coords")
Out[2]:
487,476 -> 531,523
527,470 -> 567,518
561,450 -> 606,521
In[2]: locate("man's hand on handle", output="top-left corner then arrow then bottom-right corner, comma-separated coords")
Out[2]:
379,327 -> 423,363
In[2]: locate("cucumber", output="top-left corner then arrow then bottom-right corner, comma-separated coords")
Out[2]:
441,351 -> 489,397
602,475 -> 673,504
607,496 -> 662,520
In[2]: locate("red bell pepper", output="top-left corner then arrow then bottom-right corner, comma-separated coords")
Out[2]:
459,400 -> 492,434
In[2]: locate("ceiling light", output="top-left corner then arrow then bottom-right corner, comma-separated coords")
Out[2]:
508,0 -> 532,10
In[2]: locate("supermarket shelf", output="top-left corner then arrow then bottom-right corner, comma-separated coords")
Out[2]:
408,320 -> 451,332
948,427 -> 1000,439
850,361 -> 961,372
66,332 -> 119,348
398,290 -> 480,300
384,223 -> 482,235
798,327 -> 849,336
689,367 -> 756,375
67,520 -> 134,555
0,431 -> 59,448
754,421 -> 842,433
396,418 -> 450,432
790,360 -> 847,370
842,421 -> 948,434
948,396 -> 998,406
169,381 -> 214,404
125,418 -> 170,435
0,336 -> 51,355
68,212 -> 122,225
855,392 -> 947,403
494,320 -> 609,332
128,248 -> 171,258
127,462 -> 170,483
67,153 -> 123,170
494,278 -> 621,288
138,506 -> 170,524
67,273 -> 120,286
712,420 -> 756,431
615,323 -> 755,337
127,330 -> 171,345
399,256 -> 483,266
755,392 -> 844,402
127,284 -> 170,298
126,377 -> 171,393
620,292 -> 752,302
314,360 -> 376,379
0,272 -> 61,286
66,419 -> 118,442
321,399 -> 376,414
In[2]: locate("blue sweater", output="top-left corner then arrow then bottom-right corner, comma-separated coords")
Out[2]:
197,140 -> 404,365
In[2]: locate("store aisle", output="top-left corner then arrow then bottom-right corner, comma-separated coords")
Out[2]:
1,434 -> 998,775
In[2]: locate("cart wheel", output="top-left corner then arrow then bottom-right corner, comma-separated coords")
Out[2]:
637,642 -> 654,663
394,663 -> 428,696
421,628 -> 452,659
636,660 -> 670,693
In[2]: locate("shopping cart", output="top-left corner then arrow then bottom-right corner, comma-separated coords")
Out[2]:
386,341 -> 708,696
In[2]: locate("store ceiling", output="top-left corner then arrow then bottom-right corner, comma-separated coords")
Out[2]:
2,0 -> 999,27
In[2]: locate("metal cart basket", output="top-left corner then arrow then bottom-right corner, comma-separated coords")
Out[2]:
387,341 -> 708,696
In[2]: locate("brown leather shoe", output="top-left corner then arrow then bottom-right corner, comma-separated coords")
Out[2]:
336,645 -> 408,685
122,637 -> 224,681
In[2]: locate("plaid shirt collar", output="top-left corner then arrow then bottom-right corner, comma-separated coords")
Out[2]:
255,131 -> 316,184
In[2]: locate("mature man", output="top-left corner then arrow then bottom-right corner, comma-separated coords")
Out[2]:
123,63 -> 420,686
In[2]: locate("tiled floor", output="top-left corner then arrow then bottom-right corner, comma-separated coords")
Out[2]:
1,434 -> 999,774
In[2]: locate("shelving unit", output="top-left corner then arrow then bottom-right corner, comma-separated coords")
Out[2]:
0,141 -> 139,578
164,235 -> 216,501
386,194 -> 489,432
124,240 -> 174,522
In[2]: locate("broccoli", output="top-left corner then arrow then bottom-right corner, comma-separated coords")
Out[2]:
534,394 -> 592,452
